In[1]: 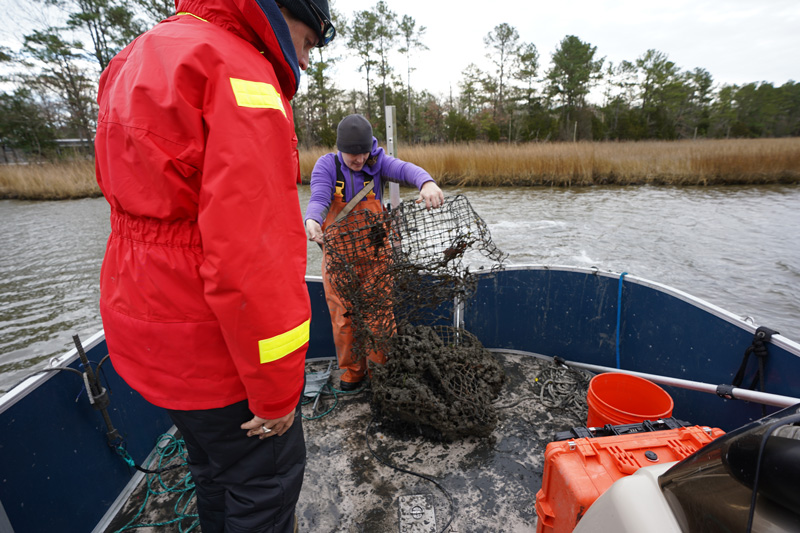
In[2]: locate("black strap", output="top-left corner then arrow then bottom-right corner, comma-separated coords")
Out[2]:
333,154 -> 379,202
334,154 -> 345,197
732,326 -> 779,392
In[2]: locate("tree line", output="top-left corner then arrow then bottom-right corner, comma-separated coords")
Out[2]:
1,0 -> 798,160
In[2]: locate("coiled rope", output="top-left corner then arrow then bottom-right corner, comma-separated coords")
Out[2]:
301,380 -> 365,420
533,363 -> 594,420
112,433 -> 198,533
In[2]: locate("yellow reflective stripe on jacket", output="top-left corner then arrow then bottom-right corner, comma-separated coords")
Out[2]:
176,12 -> 209,22
258,319 -> 310,364
229,78 -> 286,117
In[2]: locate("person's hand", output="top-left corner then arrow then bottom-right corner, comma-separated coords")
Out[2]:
416,181 -> 444,210
241,410 -> 295,439
305,219 -> 324,244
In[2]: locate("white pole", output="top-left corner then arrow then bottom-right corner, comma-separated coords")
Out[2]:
566,360 -> 800,408
385,105 -> 400,209
489,349 -> 800,408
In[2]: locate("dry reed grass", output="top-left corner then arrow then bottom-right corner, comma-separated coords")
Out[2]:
0,160 -> 101,200
301,138 -> 800,187
2,139 -> 798,200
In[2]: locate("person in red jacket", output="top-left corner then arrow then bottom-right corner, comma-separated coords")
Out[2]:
94,0 -> 334,531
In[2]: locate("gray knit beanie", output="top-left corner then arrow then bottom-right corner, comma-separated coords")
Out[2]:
336,114 -> 373,154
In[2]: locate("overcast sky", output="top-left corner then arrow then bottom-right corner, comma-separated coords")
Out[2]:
321,0 -> 800,98
3,0 -> 798,100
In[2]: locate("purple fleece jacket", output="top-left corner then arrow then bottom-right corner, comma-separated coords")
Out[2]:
304,137 -> 435,225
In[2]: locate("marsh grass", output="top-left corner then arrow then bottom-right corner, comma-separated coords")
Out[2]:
2,139 -> 799,200
367,138 -> 800,187
0,160 -> 101,200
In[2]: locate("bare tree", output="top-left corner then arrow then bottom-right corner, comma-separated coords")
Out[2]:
348,9 -> 379,119
484,23 -> 520,117
40,0 -> 144,70
398,14 -> 428,131
301,7 -> 347,146
371,1 -> 397,113
514,42 -> 539,111
22,28 -> 96,142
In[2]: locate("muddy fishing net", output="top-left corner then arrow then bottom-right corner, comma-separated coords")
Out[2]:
323,195 -> 507,440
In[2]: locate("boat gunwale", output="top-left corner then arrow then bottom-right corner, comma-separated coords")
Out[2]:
467,264 -> 800,352
0,329 -> 106,414
5,265 -> 797,412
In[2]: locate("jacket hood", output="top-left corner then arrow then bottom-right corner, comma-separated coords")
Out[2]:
174,0 -> 301,97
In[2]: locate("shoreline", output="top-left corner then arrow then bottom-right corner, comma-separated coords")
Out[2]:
4,178 -> 799,202
2,139 -> 799,201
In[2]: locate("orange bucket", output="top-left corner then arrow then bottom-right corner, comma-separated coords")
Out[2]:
586,373 -> 674,427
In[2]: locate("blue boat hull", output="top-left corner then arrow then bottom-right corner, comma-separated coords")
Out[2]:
0,332 -> 173,533
1,267 -> 798,532
466,267 -> 799,431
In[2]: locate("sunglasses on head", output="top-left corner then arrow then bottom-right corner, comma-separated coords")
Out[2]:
304,0 -> 336,47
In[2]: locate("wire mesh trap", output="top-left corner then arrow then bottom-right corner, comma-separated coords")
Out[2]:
372,325 -> 505,440
323,195 -> 508,440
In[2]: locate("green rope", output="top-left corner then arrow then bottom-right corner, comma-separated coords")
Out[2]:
112,374 -> 356,531
113,434 -> 199,533
114,444 -> 137,468
301,381 -> 364,421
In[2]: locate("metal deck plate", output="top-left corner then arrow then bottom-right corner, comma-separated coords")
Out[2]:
398,494 -> 436,533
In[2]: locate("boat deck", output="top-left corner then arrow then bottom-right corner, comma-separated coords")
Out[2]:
104,352 -> 590,533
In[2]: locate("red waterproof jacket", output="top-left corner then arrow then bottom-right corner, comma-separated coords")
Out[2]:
95,0 -> 310,419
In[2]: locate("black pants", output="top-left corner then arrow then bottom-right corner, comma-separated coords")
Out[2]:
167,400 -> 305,533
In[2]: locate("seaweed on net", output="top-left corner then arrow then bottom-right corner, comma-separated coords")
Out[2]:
323,195 -> 508,440
372,325 -> 506,440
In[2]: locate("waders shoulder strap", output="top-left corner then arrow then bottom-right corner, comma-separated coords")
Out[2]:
333,154 -> 380,223
336,181 -> 375,222
334,155 -> 345,197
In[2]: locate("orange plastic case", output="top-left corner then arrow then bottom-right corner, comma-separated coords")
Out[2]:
535,425 -> 726,533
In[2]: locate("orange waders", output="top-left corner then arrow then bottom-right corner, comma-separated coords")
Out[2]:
321,189 -> 390,385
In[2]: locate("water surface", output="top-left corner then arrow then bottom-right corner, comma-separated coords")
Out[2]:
2,185 -> 798,391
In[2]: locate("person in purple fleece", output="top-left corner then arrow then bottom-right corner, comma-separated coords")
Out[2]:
304,114 -> 444,390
